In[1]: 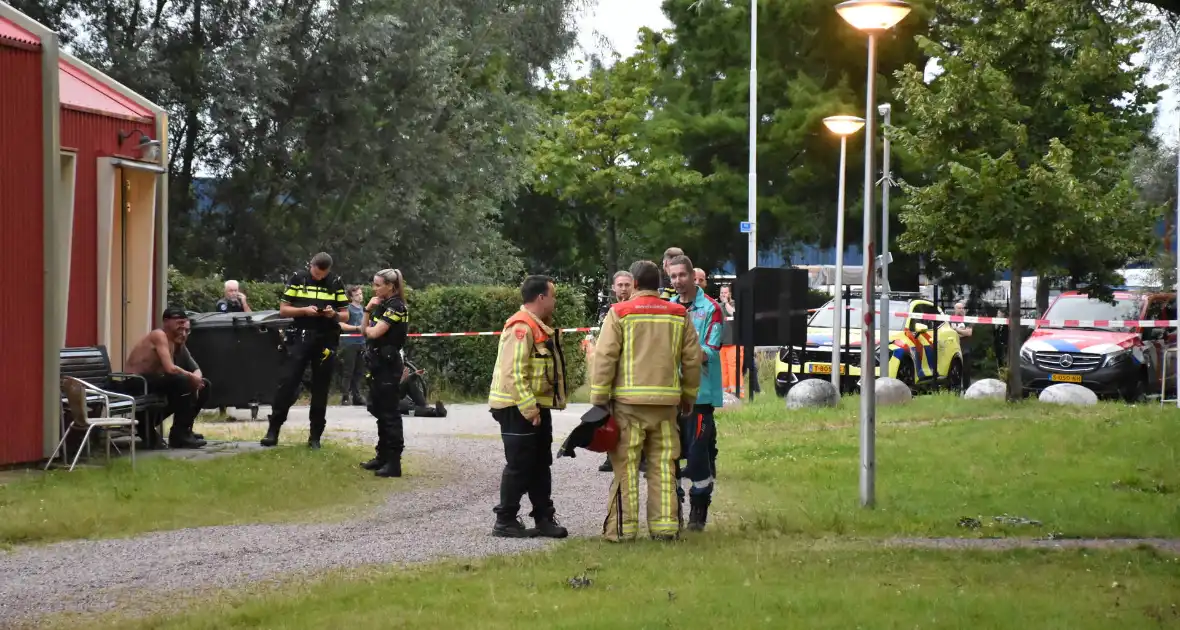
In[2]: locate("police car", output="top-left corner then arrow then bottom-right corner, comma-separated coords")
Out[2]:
774,292 -> 965,396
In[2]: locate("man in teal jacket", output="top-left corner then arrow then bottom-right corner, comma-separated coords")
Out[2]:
666,254 -> 723,531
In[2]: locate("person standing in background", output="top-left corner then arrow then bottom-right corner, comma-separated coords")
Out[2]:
659,247 -> 683,300
951,301 -> 974,390
358,270 -> 410,478
216,280 -> 251,313
337,286 -> 368,406
694,268 -> 707,291
596,270 -> 635,474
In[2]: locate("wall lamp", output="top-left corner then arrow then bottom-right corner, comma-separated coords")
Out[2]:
117,128 -> 162,162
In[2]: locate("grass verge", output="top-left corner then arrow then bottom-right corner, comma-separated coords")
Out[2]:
0,441 -> 430,547
62,537 -> 1180,630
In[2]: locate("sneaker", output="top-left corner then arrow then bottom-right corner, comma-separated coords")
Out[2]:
491,518 -> 538,538
687,504 -> 709,532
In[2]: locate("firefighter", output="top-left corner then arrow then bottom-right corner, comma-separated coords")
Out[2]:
668,254 -> 723,531
659,247 -> 683,300
488,275 -> 569,539
261,252 -> 350,449
591,260 -> 702,542
358,268 -> 409,478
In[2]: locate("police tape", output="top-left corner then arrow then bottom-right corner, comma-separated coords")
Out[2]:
341,328 -> 599,339
891,311 -> 1180,328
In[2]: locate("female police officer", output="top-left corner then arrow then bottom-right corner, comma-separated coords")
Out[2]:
358,268 -> 409,478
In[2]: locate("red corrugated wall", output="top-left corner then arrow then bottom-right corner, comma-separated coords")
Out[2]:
62,110 -> 154,347
0,43 -> 46,466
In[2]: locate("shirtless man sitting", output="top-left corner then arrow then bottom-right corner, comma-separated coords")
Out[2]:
121,307 -> 210,449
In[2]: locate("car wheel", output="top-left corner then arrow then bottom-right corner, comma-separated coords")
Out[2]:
895,359 -> 915,388
947,358 -> 965,393
1121,377 -> 1147,403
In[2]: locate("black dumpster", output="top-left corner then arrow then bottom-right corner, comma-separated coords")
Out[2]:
186,310 -> 293,419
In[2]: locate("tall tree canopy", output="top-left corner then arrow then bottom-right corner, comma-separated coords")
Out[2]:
892,0 -> 1163,396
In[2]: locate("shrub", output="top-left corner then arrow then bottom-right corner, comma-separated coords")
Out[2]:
409,284 -> 588,398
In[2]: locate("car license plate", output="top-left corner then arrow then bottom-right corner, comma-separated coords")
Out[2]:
1050,373 -> 1083,383
810,364 -> 844,375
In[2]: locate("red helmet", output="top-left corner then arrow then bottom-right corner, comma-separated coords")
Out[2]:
586,415 -> 619,453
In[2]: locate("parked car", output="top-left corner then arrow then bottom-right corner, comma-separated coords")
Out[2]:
1019,291 -> 1177,401
774,293 -> 965,396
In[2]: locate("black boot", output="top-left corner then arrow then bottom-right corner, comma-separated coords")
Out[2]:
534,514 -> 568,539
598,457 -> 613,472
360,457 -> 384,471
260,417 -> 281,447
687,502 -> 709,532
308,425 -> 324,449
375,459 -> 402,478
169,433 -> 206,449
492,517 -> 538,538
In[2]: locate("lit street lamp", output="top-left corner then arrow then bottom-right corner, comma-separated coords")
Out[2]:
822,115 -> 866,394
835,0 -> 912,509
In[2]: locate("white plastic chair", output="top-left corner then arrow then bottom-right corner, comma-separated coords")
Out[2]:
47,377 -> 137,471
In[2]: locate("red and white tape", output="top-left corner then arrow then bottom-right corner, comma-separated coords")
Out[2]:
342,327 -> 599,339
893,311 -> 1180,328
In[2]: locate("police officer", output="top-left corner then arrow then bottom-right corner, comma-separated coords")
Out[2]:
488,275 -> 569,539
668,254 -> 724,531
261,252 -> 350,449
358,269 -> 409,478
591,260 -> 701,542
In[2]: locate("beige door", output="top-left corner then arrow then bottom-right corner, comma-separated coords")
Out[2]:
97,160 -> 158,370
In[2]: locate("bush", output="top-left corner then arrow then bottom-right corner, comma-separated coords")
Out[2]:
409,285 -> 588,398
166,269 -> 589,399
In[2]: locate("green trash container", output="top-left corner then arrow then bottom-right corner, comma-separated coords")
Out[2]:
186,310 -> 293,419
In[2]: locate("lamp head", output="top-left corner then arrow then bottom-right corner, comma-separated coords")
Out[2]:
823,115 -> 866,137
835,0 -> 912,31
878,102 -> 891,117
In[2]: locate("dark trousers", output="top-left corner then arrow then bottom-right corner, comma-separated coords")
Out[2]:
677,404 -> 717,507
367,362 -> 405,461
492,407 -> 554,521
337,343 -> 366,403
271,331 -> 338,438
124,374 -> 210,441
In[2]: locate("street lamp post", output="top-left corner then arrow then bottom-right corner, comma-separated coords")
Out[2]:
823,115 -> 866,394
835,0 -> 912,509
747,0 -> 758,271
878,102 -> 893,377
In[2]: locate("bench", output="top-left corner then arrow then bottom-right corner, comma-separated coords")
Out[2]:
59,346 -> 169,447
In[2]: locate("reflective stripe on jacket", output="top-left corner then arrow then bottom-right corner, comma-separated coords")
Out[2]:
488,307 -> 568,416
589,291 -> 702,407
670,289 -> 724,407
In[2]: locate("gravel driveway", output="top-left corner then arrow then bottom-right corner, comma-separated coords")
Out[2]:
0,403 -> 611,625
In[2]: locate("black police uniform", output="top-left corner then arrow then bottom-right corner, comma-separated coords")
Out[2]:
261,268 -> 349,448
360,296 -> 409,477
215,298 -> 246,313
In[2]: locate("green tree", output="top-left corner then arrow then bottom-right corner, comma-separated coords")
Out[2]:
892,0 -> 1163,398
524,31 -> 705,275
649,0 -> 930,274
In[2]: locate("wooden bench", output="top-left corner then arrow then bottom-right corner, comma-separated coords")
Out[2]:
59,346 -> 169,447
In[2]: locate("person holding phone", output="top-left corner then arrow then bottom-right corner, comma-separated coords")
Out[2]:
261,252 -> 350,449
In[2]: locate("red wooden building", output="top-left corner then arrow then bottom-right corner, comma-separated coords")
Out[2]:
0,1 -> 169,466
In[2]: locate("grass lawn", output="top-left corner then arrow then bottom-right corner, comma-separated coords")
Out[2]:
80,537 -> 1180,629
0,438 -> 432,547
723,394 -> 1180,539
24,392 -> 1180,629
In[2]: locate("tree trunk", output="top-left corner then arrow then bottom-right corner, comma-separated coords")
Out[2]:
1007,266 -> 1023,402
605,215 -> 619,275
1036,272 -> 1050,317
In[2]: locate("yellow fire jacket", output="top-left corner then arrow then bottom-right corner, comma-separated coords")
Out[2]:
488,307 -> 568,417
589,290 -> 702,407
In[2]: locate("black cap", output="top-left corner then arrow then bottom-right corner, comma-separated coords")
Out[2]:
162,307 -> 189,320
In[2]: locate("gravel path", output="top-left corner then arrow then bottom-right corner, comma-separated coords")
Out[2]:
0,404 -> 611,625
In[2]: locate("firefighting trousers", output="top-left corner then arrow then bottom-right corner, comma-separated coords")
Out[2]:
271,330 -> 337,437
366,362 -> 404,462
603,402 -> 681,541
677,404 -> 716,507
493,407 -> 554,520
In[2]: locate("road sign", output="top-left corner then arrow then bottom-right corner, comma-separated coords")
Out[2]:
740,221 -> 753,233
